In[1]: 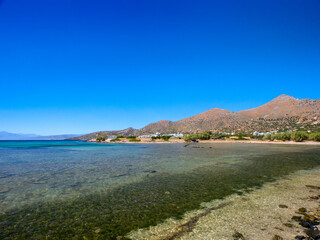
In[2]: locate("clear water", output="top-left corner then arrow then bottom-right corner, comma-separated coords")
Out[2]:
0,140 -> 319,239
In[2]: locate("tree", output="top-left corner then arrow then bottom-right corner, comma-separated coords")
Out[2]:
263,134 -> 275,141
281,132 -> 291,141
291,131 -> 308,142
183,135 -> 193,141
161,136 -> 171,141
96,135 -> 107,142
310,132 -> 320,142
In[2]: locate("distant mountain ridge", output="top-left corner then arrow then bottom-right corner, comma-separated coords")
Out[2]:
0,131 -> 82,140
68,128 -> 136,140
71,94 -> 320,139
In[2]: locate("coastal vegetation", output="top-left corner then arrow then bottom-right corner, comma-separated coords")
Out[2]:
96,135 -> 107,142
110,138 -> 121,142
263,131 -> 309,142
183,130 -> 320,143
183,131 -> 211,141
129,139 -> 141,142
310,132 -> 320,141
235,135 -> 247,140
126,135 -> 137,139
151,135 -> 171,141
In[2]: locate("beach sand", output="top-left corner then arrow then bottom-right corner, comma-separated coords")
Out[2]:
92,138 -> 320,145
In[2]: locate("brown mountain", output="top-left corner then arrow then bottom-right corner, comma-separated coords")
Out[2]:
69,127 -> 137,140
137,94 -> 320,134
71,95 -> 320,139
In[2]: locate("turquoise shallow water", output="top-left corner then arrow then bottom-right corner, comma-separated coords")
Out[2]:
0,141 -> 320,239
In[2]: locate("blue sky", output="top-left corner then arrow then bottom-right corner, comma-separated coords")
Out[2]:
1,0 -> 319,135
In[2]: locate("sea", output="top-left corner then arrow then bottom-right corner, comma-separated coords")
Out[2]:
0,140 -> 319,239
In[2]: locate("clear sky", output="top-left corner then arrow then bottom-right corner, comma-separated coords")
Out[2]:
0,0 -> 319,135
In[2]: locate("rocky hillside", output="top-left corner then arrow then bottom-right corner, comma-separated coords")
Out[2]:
137,95 -> 320,134
71,95 -> 320,139
68,127 -> 137,140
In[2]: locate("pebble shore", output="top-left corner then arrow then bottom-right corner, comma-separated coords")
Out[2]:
128,168 -> 320,240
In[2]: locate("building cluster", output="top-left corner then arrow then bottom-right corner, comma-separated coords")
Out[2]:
138,132 -> 184,138
252,131 -> 276,136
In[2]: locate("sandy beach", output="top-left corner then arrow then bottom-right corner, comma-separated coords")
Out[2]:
92,138 -> 320,145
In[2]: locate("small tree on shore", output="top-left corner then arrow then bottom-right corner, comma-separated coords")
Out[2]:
291,131 -> 308,142
309,132 -> 320,142
183,135 -> 193,141
96,135 -> 107,142
263,134 -> 275,141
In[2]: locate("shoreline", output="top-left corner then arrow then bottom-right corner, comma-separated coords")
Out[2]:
128,168 -> 320,240
91,139 -> 320,145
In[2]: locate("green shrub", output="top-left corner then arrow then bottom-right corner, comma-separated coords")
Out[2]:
161,136 -> 171,141
274,133 -> 282,141
151,135 -> 171,141
96,135 -> 107,142
197,132 -> 211,140
281,132 -> 292,141
291,131 -> 308,142
183,135 -> 193,141
129,139 -> 141,142
110,138 -> 121,142
263,134 -> 275,141
126,136 -> 137,139
236,135 -> 246,140
117,135 -> 125,138
309,132 -> 320,142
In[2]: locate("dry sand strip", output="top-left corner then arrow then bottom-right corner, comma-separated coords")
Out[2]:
127,168 -> 320,240
201,140 -> 320,146
94,139 -> 320,145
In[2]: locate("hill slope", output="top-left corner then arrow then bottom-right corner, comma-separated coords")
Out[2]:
137,95 -> 320,134
69,128 -> 137,140
72,95 -> 320,139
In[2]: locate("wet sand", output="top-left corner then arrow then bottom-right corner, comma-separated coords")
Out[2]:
128,168 -> 320,240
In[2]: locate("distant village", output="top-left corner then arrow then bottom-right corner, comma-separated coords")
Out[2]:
106,130 -> 305,140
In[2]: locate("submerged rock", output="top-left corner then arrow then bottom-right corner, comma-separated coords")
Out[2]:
271,235 -> 283,240
299,208 -> 307,213
232,231 -> 245,240
110,173 -> 127,178
292,216 -> 303,222
0,173 -> 13,178
279,204 -> 288,208
32,180 -> 46,184
306,185 -> 320,190
0,187 -> 10,194
294,236 -> 306,240
303,213 -> 319,223
305,229 -> 320,239
299,219 -> 318,229
283,223 -> 294,228
310,195 -> 320,200
70,182 -> 81,187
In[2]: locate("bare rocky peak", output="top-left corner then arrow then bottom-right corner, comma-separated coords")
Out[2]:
270,94 -> 298,102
